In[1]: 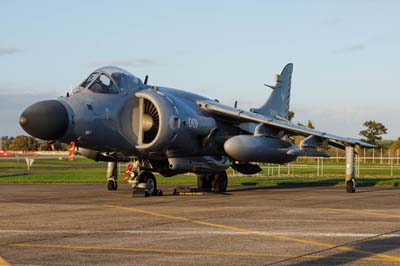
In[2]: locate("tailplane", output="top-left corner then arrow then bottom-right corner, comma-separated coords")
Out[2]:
251,63 -> 293,120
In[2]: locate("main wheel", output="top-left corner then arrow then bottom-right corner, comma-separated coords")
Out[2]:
139,172 -> 157,196
346,179 -> 356,193
212,171 -> 228,192
197,174 -> 212,191
107,179 -> 118,191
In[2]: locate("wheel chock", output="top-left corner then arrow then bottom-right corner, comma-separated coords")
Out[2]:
173,186 -> 203,196
132,184 -> 163,197
132,183 -> 149,197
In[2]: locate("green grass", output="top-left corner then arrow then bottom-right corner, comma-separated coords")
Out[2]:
1,158 -> 400,187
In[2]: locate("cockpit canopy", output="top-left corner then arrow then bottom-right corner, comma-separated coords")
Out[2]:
79,66 -> 144,94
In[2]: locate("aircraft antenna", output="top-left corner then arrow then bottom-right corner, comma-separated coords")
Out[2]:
144,75 -> 149,85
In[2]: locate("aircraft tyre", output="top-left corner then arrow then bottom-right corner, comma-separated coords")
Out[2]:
197,174 -> 212,191
140,172 -> 158,196
107,179 -> 118,191
346,179 -> 356,193
212,171 -> 228,192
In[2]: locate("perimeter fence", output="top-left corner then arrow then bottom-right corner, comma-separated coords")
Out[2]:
239,156 -> 400,178
1,153 -> 400,178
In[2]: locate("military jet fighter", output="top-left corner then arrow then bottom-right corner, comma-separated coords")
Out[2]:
19,63 -> 374,195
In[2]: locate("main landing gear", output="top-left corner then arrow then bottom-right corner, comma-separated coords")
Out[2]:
197,171 -> 228,192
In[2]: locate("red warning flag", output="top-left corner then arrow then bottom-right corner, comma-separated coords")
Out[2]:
123,163 -> 133,182
69,142 -> 75,161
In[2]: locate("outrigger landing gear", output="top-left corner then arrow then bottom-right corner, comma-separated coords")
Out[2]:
197,171 -> 228,192
345,146 -> 356,193
346,179 -> 356,193
106,161 -> 118,191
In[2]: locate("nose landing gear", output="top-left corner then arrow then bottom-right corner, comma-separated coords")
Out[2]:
125,160 -> 162,197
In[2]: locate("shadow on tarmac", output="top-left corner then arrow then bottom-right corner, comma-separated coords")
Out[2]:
292,236 -> 400,266
227,178 -> 400,193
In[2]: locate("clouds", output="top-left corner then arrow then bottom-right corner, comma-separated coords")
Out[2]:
333,43 -> 366,54
0,47 -> 20,56
84,58 -> 160,68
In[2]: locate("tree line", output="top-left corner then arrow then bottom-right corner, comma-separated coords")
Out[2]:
1,136 -> 68,151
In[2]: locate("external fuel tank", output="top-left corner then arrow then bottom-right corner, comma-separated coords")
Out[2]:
224,135 -> 298,164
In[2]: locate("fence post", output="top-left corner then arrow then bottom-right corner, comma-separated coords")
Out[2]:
336,148 -> 339,163
363,148 -> 366,163
391,157 -> 394,177
321,157 -> 324,176
372,148 -> 375,163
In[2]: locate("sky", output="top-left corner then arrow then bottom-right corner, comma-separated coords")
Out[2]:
0,0 -> 399,139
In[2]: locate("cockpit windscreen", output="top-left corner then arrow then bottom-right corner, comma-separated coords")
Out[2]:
77,66 -> 144,94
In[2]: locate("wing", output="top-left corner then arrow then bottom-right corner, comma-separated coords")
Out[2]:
197,99 -> 375,149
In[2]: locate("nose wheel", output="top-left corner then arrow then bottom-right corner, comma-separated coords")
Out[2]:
128,171 -> 160,197
138,172 -> 158,196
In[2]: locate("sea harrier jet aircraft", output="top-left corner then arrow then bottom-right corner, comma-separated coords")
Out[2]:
19,63 -> 374,195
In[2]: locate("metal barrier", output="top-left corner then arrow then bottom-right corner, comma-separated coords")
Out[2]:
231,157 -> 400,177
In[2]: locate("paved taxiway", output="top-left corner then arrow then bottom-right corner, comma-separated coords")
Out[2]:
0,184 -> 399,265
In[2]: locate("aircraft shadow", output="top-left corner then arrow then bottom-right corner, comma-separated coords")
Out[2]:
227,178 -> 400,193
291,235 -> 400,266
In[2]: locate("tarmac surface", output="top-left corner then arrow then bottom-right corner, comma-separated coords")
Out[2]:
0,183 -> 400,265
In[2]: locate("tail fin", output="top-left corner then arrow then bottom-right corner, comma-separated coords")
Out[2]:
251,63 -> 293,120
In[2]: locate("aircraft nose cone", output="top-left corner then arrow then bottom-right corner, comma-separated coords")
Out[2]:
19,100 -> 69,140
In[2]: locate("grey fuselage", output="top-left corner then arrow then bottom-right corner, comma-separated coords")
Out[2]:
19,66 -> 298,176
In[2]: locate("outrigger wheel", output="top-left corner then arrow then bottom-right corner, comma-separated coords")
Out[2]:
139,172 -> 158,196
346,179 -> 356,193
107,179 -> 118,191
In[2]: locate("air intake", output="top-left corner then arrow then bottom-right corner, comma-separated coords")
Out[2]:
142,99 -> 159,143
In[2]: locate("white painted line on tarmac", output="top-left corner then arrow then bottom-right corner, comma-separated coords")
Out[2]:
1,229 -> 399,239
